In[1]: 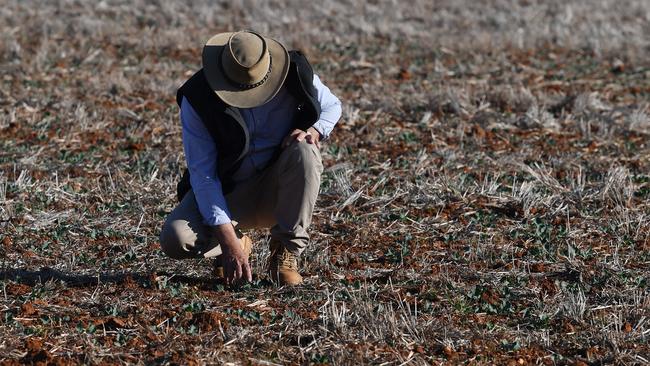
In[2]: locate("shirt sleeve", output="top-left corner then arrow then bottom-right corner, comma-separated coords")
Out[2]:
310,74 -> 342,140
180,97 -> 232,226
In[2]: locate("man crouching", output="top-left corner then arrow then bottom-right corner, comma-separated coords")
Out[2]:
159,30 -> 342,286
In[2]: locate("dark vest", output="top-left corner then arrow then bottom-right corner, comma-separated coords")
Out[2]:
175,50 -> 321,201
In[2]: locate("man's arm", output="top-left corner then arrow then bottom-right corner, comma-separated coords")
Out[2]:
282,74 -> 342,148
181,97 -> 251,283
181,96 -> 233,227
209,224 -> 251,284
310,74 -> 342,140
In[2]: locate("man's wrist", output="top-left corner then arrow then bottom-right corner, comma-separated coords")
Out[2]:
208,223 -> 240,252
307,126 -> 322,140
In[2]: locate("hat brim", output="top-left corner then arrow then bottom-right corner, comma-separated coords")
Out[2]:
202,32 -> 290,109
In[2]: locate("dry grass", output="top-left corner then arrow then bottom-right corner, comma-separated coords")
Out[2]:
1,0 -> 649,364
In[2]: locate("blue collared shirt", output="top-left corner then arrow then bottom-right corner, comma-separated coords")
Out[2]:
181,74 -> 342,226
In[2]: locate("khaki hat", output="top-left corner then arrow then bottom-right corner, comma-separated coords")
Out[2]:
202,30 -> 290,108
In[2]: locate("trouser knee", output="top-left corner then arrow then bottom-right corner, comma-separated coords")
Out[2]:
282,141 -> 323,175
159,220 -> 192,259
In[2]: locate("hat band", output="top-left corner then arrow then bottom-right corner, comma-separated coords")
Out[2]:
223,54 -> 273,90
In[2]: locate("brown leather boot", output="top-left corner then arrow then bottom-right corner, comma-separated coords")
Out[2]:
213,234 -> 252,278
268,241 -> 303,285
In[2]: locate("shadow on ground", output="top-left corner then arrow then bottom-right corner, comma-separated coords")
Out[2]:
0,267 -> 226,289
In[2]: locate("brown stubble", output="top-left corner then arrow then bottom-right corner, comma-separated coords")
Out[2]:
1,0 -> 649,365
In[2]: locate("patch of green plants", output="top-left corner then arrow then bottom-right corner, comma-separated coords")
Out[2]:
500,338 -> 522,352
383,234 -> 411,264
59,149 -> 87,165
225,307 -> 263,324
398,130 -> 417,143
76,321 -> 97,334
310,352 -> 331,364
40,314 -> 71,326
113,331 -> 131,346
467,284 -> 514,315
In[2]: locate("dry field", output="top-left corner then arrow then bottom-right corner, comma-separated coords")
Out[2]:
1,0 -> 649,364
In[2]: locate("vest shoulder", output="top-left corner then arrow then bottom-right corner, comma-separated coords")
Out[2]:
289,50 -> 313,70
177,69 -> 227,109
180,69 -> 210,93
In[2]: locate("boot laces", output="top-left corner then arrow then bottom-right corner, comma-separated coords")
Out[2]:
278,248 -> 298,270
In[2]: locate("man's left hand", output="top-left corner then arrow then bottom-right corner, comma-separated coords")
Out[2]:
282,127 -> 321,149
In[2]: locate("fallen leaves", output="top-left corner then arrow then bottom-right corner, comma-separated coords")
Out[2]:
1,1 -> 648,365
20,302 -> 37,316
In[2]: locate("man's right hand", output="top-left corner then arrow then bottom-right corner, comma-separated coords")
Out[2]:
210,224 -> 252,285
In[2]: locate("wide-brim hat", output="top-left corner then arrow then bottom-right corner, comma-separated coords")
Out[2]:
202,30 -> 290,108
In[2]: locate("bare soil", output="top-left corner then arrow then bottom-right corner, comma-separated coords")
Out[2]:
1,1 -> 649,364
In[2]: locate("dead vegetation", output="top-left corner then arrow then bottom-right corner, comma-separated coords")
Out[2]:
1,0 -> 649,364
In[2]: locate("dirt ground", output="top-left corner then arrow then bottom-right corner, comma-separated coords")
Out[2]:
1,0 -> 649,364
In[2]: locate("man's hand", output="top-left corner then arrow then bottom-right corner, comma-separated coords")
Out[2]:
210,224 -> 252,285
282,127 -> 321,149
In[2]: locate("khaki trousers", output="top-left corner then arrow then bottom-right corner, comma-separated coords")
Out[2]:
159,141 -> 323,259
